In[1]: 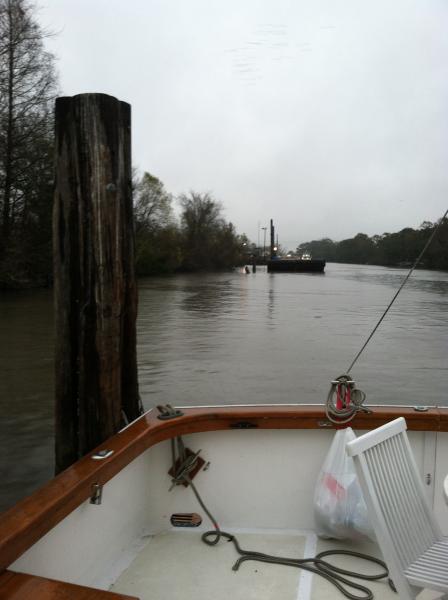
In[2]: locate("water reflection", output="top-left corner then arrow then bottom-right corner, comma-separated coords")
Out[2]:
0,289 -> 54,512
181,278 -> 241,317
345,265 -> 448,296
267,279 -> 275,324
0,263 -> 447,512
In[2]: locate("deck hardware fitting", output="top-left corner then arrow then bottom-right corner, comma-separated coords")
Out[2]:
90,483 -> 103,505
229,421 -> 258,429
426,473 -> 432,485
203,461 -> 211,471
170,513 -> 202,527
414,406 -> 429,412
326,375 -> 370,425
92,449 -> 114,460
169,447 -> 205,490
318,420 -> 333,428
156,404 -> 184,420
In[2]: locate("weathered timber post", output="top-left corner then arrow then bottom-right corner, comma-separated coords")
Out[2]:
53,93 -> 142,474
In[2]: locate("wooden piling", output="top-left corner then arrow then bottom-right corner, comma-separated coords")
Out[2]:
53,93 -> 142,474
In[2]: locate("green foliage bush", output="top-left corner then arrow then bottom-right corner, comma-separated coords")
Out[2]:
134,176 -> 247,275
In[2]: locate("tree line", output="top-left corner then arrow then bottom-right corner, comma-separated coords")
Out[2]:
297,219 -> 448,270
1,1 -> 447,287
0,0 -> 246,288
0,0 -> 56,288
133,172 -> 247,275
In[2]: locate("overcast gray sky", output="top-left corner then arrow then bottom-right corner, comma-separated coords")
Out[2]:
40,0 -> 448,249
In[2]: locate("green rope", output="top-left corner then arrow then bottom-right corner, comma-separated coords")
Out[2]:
171,440 -> 396,600
193,477 -> 394,600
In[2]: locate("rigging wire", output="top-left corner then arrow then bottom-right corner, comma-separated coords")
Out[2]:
345,208 -> 448,375
325,209 -> 448,424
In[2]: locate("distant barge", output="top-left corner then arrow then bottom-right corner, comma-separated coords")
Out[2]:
265,219 -> 326,273
267,258 -> 326,273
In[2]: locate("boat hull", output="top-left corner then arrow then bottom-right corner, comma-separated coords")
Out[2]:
1,405 -> 448,597
267,259 -> 326,273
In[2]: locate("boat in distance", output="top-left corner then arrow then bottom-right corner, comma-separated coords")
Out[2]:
267,256 -> 326,273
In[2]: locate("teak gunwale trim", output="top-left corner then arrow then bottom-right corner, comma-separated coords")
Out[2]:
0,570 -> 139,599
0,404 -> 446,573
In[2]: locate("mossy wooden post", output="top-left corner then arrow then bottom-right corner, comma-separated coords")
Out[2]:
53,93 -> 142,474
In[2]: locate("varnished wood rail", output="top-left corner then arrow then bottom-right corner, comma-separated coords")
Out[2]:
0,570 -> 138,599
0,404 -> 446,574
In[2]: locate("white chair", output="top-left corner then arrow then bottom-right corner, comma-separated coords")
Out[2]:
346,417 -> 448,600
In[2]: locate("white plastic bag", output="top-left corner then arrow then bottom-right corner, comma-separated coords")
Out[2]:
313,427 -> 374,541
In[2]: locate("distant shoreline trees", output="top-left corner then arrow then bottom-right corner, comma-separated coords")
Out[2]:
0,0 -> 57,289
134,172 -> 247,276
297,219 -> 448,270
0,3 -> 446,287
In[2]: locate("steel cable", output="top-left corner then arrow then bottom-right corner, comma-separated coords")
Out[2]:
324,209 -> 448,424
346,208 -> 448,375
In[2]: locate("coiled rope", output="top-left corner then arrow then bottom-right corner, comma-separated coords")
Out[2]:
326,209 -> 448,424
170,437 -> 396,600
325,375 -> 370,425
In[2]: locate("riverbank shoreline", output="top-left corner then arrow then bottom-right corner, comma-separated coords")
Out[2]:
2,260 -> 448,292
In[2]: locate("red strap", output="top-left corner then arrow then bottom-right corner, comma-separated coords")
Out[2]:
336,384 -> 351,410
336,386 -> 343,410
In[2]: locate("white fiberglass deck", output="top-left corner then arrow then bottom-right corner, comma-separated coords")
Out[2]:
10,428 -> 448,599
110,530 -> 399,600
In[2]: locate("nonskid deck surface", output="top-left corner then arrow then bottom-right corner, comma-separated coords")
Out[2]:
109,530 -> 398,600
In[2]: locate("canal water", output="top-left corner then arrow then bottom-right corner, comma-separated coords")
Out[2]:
1,263 -> 447,511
